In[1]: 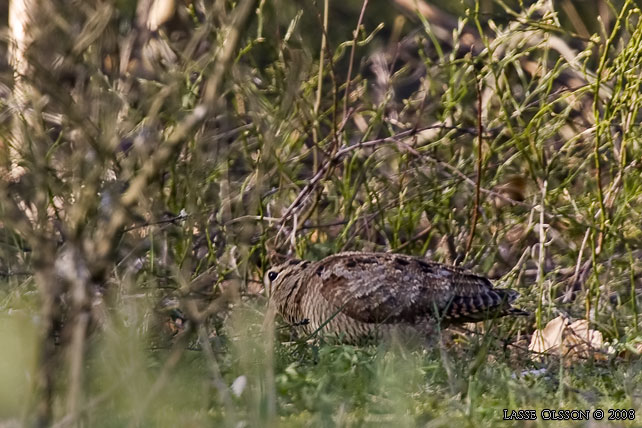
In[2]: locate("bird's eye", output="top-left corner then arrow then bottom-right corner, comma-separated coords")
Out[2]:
268,271 -> 278,281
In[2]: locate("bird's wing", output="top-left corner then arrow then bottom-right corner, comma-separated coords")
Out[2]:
314,252 -> 519,324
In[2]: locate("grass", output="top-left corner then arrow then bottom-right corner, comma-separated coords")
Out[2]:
76,317 -> 642,426
0,0 -> 642,426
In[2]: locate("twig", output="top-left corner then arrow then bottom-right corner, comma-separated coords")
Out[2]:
536,179 -> 548,330
342,0 -> 369,122
430,156 -> 533,209
464,78 -> 484,259
312,0 -> 329,178
66,309 -> 89,424
0,270 -> 32,276
299,219 -> 350,229
392,225 -> 432,252
564,228 -> 591,302
123,211 -> 189,232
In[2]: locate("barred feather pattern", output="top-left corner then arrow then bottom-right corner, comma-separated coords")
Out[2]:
265,252 -> 526,343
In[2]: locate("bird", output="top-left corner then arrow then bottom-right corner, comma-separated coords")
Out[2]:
265,252 -> 526,344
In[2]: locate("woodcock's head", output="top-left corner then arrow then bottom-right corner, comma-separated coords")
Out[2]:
263,259 -> 310,299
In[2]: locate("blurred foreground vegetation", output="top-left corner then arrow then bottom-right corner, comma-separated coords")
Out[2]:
1,0 -> 642,426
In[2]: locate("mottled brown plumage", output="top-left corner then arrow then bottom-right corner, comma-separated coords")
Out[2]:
265,252 -> 526,343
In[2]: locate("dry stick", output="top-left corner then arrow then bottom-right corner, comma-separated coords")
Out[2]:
312,0 -> 328,167
626,244 -> 639,334
325,27 -> 340,152
432,156 -> 532,209
65,162 -> 115,422
564,228 -> 591,303
392,225 -> 431,252
123,211 -> 189,232
66,313 -> 89,418
65,260 -> 90,423
464,78 -> 484,259
536,179 -> 548,331
342,0 -> 369,123
309,2 -> 341,160
33,267 -> 60,427
275,112 -> 354,241
63,136 -> 118,425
